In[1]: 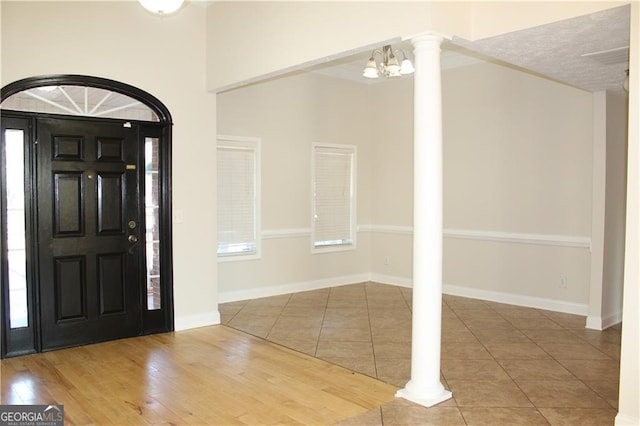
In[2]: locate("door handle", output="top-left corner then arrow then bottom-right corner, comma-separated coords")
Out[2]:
128,235 -> 138,243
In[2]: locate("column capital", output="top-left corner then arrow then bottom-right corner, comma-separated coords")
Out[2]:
409,32 -> 449,47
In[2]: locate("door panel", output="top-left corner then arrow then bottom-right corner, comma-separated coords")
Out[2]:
54,256 -> 86,321
53,172 -> 84,236
97,172 -> 124,234
37,117 -> 141,351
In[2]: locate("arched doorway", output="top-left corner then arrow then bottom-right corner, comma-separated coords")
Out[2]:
1,75 -> 174,357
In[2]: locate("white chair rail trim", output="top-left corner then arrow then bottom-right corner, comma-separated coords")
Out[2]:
259,225 -> 591,249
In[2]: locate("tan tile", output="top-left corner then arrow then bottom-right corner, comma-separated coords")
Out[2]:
375,358 -> 411,386
328,292 -> 367,301
539,311 -> 586,329
538,408 -> 618,425
366,282 -> 405,294
381,399 -> 466,425
218,302 -> 246,324
275,315 -> 324,328
507,317 -> 564,330
471,327 -> 531,344
324,307 -> 370,321
444,295 -> 491,309
378,374 -> 408,388
331,283 -> 366,295
452,308 -> 500,320
246,294 -> 290,307
367,297 -> 410,309
267,337 -> 318,356
399,287 -> 413,299
498,359 -> 574,381
442,359 -> 512,381
227,313 -> 278,329
373,341 -> 411,359
315,340 -> 374,358
326,297 -> 369,309
537,342 -> 611,360
319,326 -> 372,342
516,380 -> 610,408
228,322 -> 274,339
442,317 -> 468,331
447,379 -> 533,407
369,316 -> 412,330
489,305 -> 547,319
232,306 -> 284,319
336,407 -> 382,426
368,306 -> 411,317
281,305 -> 326,317
230,285 -> 622,426
522,329 -> 586,344
441,328 -> 480,343
583,380 -> 619,403
570,328 -> 622,346
322,315 -> 371,329
597,343 -> 621,360
463,317 -> 518,331
317,355 -> 377,377
289,288 -> 330,298
484,342 -> 551,360
442,305 -> 457,317
558,359 -> 620,381
460,408 -> 550,425
267,325 -> 321,342
371,326 -> 412,343
441,341 -> 493,360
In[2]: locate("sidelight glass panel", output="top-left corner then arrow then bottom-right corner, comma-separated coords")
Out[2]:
4,129 -> 28,328
145,137 -> 161,310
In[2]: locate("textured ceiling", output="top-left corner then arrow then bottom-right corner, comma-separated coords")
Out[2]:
311,4 -> 630,94
453,4 -> 630,94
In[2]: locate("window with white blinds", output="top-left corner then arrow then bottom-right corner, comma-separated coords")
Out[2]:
312,144 -> 356,251
217,137 -> 260,259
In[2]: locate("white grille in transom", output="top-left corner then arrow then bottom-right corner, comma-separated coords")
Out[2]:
1,85 -> 158,121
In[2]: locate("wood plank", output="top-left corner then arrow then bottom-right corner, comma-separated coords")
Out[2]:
1,326 -> 397,425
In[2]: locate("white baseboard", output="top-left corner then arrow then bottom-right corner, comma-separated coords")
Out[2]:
372,273 -> 589,316
443,283 -> 588,316
615,413 -> 640,426
586,311 -> 623,330
370,273 -> 413,288
218,273 -> 371,303
219,272 -> 589,317
174,310 -> 221,331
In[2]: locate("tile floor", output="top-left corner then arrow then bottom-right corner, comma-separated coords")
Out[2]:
220,282 -> 621,425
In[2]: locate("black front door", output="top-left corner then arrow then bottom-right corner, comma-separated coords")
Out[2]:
36,117 -> 142,350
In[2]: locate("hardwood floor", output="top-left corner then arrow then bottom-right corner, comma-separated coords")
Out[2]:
0,326 -> 397,425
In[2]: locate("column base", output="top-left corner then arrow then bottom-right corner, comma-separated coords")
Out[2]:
396,381 -> 452,408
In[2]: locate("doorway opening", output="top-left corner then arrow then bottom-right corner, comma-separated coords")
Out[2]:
1,75 -> 174,357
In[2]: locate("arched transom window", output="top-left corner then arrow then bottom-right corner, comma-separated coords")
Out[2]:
1,85 -> 158,121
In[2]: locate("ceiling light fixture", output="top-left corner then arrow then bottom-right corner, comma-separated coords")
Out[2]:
138,0 -> 185,15
363,45 -> 414,79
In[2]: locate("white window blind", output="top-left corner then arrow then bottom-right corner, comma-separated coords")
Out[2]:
217,138 -> 259,258
313,144 -> 356,250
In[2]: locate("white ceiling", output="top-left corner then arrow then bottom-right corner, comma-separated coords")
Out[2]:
310,4 -> 630,94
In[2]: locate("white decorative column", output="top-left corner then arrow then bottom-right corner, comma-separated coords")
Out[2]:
396,33 -> 452,408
